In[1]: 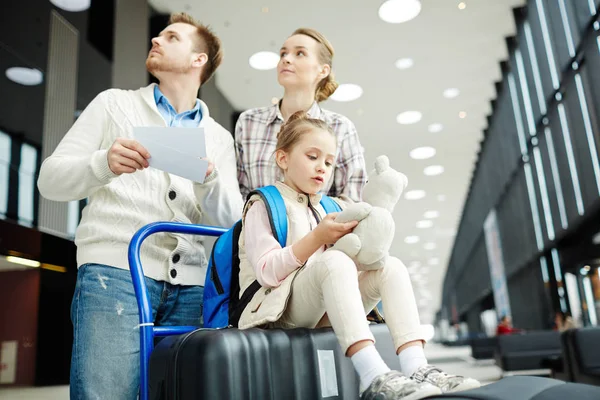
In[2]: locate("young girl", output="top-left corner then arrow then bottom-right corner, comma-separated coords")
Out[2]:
236,112 -> 480,399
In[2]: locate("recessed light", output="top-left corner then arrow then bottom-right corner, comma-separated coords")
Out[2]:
6,256 -> 41,268
458,2 -> 466,10
409,146 -> 436,160
50,0 -> 91,12
395,58 -> 414,69
330,83 -> 363,102
424,211 -> 439,219
405,190 -> 426,200
424,165 -> 444,176
443,88 -> 460,98
6,67 -> 43,86
428,123 -> 443,133
437,195 -> 446,201
405,236 -> 420,244
379,0 -> 422,24
423,242 -> 436,250
249,51 -> 279,70
429,258 -> 440,265
417,220 -> 433,229
459,111 -> 467,118
397,111 -> 422,125
271,97 -> 279,105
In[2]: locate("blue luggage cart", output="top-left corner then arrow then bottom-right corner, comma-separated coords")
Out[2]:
128,222 -> 227,400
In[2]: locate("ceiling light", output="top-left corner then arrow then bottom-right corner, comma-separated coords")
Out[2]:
405,236 -> 420,244
271,97 -> 279,105
443,88 -> 460,98
458,2 -> 467,10
330,83 -> 363,102
50,0 -> 90,12
6,256 -> 41,268
424,165 -> 445,176
424,211 -> 439,219
409,261 -> 422,268
437,195 -> 446,201
423,242 -> 436,250
417,220 -> 433,229
262,6 -> 269,13
409,146 -> 436,159
397,111 -> 422,125
405,190 -> 426,200
429,258 -> 440,265
379,0 -> 422,24
249,51 -> 279,70
459,111 -> 467,118
6,67 -> 43,86
428,123 -> 443,133
395,58 -> 414,69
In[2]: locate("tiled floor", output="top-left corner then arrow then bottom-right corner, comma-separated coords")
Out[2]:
0,343 -> 502,399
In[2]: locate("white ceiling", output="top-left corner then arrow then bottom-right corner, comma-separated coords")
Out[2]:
150,0 -> 525,323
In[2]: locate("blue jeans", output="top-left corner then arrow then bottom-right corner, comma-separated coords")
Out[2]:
69,263 -> 203,400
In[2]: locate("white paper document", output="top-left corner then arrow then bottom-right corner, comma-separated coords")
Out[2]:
134,127 -> 209,183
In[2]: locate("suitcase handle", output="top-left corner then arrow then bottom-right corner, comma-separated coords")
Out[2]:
128,221 -> 227,400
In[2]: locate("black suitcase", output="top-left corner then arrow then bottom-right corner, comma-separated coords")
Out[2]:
149,324 -> 399,399
149,325 -> 600,400
428,375 -> 600,400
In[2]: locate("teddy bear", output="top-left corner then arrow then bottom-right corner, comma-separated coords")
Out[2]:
330,155 -> 408,271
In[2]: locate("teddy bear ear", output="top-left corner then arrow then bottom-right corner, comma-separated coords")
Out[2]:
374,155 -> 390,174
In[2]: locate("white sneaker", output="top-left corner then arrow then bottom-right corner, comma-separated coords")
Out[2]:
410,364 -> 481,393
361,370 -> 442,400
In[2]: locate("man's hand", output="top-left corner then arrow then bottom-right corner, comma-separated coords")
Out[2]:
203,158 -> 214,178
107,138 -> 150,175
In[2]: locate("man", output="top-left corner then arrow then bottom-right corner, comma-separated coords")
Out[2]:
37,12 -> 242,399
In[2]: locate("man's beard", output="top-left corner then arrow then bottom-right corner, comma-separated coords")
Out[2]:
146,55 -> 190,75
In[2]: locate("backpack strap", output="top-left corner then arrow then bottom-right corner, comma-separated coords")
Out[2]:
251,186 -> 288,247
320,195 -> 342,214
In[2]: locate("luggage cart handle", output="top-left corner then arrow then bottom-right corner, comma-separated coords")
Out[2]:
128,221 -> 227,400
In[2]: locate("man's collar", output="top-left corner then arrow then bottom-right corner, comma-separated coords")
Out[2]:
153,84 -> 201,114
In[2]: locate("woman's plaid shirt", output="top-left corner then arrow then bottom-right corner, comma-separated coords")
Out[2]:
235,102 -> 367,201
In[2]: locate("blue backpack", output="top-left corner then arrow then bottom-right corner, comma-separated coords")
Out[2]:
203,185 -> 341,329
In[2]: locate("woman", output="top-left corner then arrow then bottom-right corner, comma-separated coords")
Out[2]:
235,28 -> 367,201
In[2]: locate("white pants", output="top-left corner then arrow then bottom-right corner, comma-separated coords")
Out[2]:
274,250 -> 424,354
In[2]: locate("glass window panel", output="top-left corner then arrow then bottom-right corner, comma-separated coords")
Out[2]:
18,143 -> 37,226
67,200 -> 79,238
0,131 -> 10,218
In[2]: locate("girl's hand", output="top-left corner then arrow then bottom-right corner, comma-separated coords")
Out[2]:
313,213 -> 358,245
